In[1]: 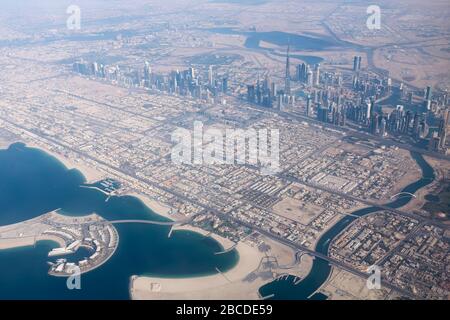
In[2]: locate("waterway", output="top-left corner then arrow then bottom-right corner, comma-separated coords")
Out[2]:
0,142 -> 238,299
207,28 -> 336,65
259,151 -> 435,299
0,143 -> 435,299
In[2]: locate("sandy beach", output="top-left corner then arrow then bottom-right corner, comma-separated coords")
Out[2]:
0,234 -> 67,250
171,224 -> 236,250
128,192 -> 178,221
0,213 -> 67,251
131,240 -> 267,300
130,230 -> 314,300
0,237 -> 36,250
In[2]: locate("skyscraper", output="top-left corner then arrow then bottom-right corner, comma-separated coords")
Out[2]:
285,44 -> 291,95
314,64 -> 320,87
222,78 -> 228,94
306,67 -> 313,87
306,94 -> 312,117
423,86 -> 433,110
425,86 -> 432,101
277,91 -> 284,111
352,56 -> 362,72
438,110 -> 449,150
297,63 -> 307,83
208,65 -> 214,87
188,67 -> 195,79
247,85 -> 255,103
353,56 -> 359,72
364,99 -> 372,120
144,61 -> 152,88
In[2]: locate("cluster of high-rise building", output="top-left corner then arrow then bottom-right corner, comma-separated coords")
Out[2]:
429,109 -> 449,152
244,49 -> 449,154
73,60 -> 228,100
246,46 -> 321,110
296,62 -> 321,87
347,103 -> 430,138
246,75 -> 296,110
74,48 -> 449,155
320,93 -> 448,153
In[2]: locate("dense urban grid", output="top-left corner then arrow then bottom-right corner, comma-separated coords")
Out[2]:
0,0 -> 448,300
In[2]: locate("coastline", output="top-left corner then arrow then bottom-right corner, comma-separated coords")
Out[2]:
0,211 -> 120,277
130,240 -> 267,300
128,192 -> 177,222
0,139 -> 13,150
25,141 -> 105,183
0,140 -> 105,183
0,141 -> 260,298
0,235 -> 66,251
130,231 -> 314,300
171,224 -> 236,251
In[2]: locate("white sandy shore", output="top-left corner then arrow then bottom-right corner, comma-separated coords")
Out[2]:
0,229 -> 66,250
131,240 -> 267,300
172,224 -> 236,250
0,237 -> 36,250
128,192 -> 177,221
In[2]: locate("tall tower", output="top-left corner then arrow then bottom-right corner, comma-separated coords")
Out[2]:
425,86 -> 432,101
306,94 -> 312,117
439,109 -> 449,149
285,44 -> 291,95
314,64 -> 320,87
353,56 -> 359,72
208,65 -> 214,87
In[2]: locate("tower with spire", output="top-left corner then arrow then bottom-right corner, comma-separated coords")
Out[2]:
285,43 -> 291,95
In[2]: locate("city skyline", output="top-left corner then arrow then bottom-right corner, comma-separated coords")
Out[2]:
0,0 -> 448,304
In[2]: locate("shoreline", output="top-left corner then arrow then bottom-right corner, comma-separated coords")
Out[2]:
1,139 -> 310,299
0,211 -> 120,277
130,240 -> 267,300
0,235 -> 64,251
1,140 -> 257,297
128,192 -> 177,222
25,141 -> 105,183
0,140 -> 105,183
171,224 -> 236,251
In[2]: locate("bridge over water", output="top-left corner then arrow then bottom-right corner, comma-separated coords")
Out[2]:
390,192 -> 417,200
95,218 -> 191,227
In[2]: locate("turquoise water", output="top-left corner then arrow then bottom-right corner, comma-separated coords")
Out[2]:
259,152 -> 435,300
0,142 -> 238,299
